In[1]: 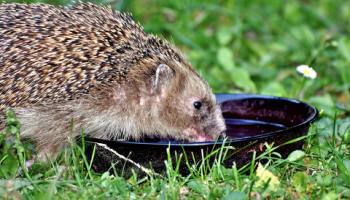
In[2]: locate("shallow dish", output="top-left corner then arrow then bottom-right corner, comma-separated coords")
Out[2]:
85,94 -> 318,175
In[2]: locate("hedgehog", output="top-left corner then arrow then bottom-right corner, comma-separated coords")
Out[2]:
0,3 -> 226,160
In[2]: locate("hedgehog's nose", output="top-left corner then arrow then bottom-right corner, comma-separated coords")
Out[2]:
217,130 -> 226,140
220,130 -> 226,137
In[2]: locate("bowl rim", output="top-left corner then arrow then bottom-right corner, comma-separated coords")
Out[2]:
85,93 -> 318,147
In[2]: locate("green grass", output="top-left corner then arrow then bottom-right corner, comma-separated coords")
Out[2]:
1,0 -> 350,199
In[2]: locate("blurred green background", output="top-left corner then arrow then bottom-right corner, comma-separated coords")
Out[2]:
3,0 -> 350,116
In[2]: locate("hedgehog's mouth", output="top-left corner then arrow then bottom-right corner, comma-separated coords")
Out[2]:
182,127 -> 214,142
193,133 -> 214,142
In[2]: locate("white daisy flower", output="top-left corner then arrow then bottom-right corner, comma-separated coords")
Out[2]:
296,65 -> 317,79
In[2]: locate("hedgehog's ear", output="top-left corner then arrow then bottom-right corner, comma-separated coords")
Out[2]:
151,64 -> 174,95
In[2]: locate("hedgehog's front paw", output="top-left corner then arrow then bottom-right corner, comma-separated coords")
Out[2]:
25,159 -> 35,169
36,145 -> 61,162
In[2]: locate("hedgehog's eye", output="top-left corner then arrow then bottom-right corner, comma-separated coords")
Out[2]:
193,101 -> 202,110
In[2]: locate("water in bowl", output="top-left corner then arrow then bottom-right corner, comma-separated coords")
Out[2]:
225,118 -> 286,139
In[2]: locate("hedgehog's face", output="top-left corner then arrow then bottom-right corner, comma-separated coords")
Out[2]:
147,63 -> 226,142
164,87 -> 227,142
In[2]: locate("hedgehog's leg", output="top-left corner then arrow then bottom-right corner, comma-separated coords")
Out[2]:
14,105 -> 84,162
23,130 -> 75,162
35,142 -> 64,162
27,128 -> 81,162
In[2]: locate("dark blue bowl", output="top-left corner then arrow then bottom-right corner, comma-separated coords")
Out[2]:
85,94 -> 318,175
